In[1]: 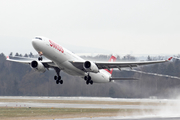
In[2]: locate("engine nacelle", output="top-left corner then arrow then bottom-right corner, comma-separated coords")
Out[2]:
83,61 -> 99,73
30,60 -> 46,73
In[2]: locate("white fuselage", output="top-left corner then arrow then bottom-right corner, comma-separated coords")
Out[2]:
32,37 -> 111,83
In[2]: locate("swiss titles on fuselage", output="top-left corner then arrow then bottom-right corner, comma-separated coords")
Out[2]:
49,40 -> 64,53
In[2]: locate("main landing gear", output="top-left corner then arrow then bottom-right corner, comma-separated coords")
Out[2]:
84,75 -> 93,85
54,67 -> 63,84
54,75 -> 63,84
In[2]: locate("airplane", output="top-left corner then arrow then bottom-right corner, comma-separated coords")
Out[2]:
7,36 -> 173,85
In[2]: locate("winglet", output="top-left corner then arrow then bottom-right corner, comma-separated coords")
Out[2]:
166,57 -> 173,61
6,56 -> 9,60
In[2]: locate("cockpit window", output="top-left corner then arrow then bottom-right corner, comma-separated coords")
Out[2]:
35,37 -> 42,40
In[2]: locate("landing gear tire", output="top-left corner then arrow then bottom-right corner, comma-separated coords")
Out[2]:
54,75 -> 63,84
84,76 -> 87,80
38,57 -> 43,61
56,80 -> 63,84
54,75 -> 61,80
54,68 -> 63,85
86,80 -> 93,85
88,76 -> 91,81
90,80 -> 93,85
60,80 -> 63,84
86,80 -> 89,85
84,75 -> 91,81
54,76 -> 57,80
85,75 -> 93,85
56,80 -> 60,84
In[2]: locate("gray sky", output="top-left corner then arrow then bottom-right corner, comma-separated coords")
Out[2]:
0,0 -> 180,56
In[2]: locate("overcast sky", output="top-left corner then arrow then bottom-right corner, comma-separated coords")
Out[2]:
0,0 -> 180,56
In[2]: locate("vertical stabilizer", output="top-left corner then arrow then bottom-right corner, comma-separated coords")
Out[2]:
104,55 -> 117,74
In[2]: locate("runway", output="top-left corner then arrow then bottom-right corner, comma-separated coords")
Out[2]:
0,96 -> 180,120
55,117 -> 180,120
0,101 -> 164,109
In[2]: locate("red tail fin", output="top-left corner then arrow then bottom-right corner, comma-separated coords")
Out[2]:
105,55 -> 117,74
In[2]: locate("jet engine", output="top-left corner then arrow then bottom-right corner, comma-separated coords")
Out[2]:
83,61 -> 99,73
30,60 -> 46,73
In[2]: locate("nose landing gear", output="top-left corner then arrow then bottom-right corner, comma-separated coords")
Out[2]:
38,52 -> 43,61
38,57 -> 43,61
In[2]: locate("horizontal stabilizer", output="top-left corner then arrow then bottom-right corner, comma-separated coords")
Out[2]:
110,77 -> 139,80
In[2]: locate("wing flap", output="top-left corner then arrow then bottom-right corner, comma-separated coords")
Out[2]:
7,56 -> 34,64
7,56 -> 57,67
70,61 -> 85,71
96,57 -> 172,69
110,77 -> 139,80
70,57 -> 172,71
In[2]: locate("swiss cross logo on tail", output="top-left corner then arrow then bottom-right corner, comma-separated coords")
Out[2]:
105,55 -> 117,74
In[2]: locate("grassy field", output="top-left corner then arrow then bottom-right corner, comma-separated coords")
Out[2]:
0,107 -> 155,120
0,98 -> 160,119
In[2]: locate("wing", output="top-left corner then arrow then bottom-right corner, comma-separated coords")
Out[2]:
6,56 -> 57,68
173,57 -> 180,60
70,57 -> 173,71
95,57 -> 173,70
110,77 -> 139,80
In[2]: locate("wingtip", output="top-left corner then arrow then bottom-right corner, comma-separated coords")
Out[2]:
6,56 -> 9,59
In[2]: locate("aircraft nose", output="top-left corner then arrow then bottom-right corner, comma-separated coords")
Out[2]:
32,39 -> 37,47
32,38 -> 41,51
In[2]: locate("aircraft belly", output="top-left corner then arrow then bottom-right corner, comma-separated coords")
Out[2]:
41,46 -> 85,76
40,42 -> 109,79
57,61 -> 85,76
89,72 -> 110,83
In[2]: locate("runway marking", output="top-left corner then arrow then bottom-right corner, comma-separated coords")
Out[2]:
0,99 -> 167,106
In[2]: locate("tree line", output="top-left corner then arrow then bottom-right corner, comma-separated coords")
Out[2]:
0,52 -> 180,98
